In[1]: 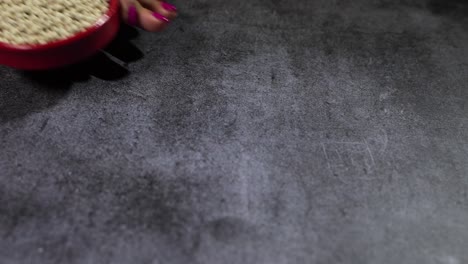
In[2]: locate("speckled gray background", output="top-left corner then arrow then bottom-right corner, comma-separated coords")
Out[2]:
1,0 -> 467,263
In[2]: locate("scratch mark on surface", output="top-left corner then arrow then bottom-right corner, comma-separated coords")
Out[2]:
380,129 -> 388,154
325,141 -> 365,145
126,90 -> 148,100
365,140 -> 376,167
334,149 -> 343,164
322,143 -> 331,173
39,117 -> 50,132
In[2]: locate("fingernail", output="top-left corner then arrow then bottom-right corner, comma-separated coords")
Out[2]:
162,2 -> 177,12
128,5 -> 138,26
153,12 -> 170,23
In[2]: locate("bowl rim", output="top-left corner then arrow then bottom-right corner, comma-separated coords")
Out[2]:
0,0 -> 119,52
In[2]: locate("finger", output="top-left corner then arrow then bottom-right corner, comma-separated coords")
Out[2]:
137,5 -> 169,32
121,0 -> 139,26
139,0 -> 178,20
121,0 -> 168,32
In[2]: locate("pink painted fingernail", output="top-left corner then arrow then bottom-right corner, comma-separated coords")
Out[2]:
153,12 -> 170,23
128,5 -> 138,26
162,2 -> 177,12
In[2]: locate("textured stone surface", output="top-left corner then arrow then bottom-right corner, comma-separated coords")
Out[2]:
1,0 -> 467,263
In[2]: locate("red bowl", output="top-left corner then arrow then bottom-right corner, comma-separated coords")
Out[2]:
0,0 -> 120,70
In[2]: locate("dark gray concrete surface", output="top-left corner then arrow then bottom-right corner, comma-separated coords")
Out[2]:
1,0 -> 468,263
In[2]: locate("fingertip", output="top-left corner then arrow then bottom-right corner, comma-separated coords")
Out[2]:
138,9 -> 168,32
127,5 -> 138,26
139,0 -> 178,20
